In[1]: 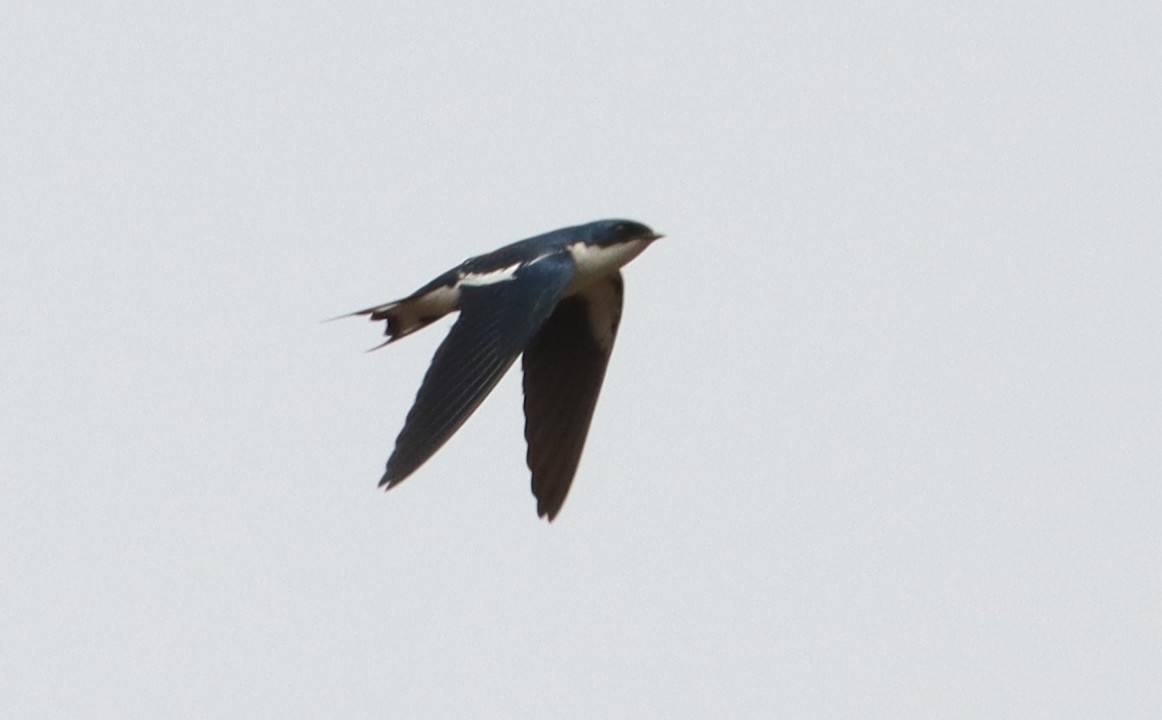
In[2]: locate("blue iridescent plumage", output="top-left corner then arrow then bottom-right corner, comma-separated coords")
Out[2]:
344,219 -> 661,520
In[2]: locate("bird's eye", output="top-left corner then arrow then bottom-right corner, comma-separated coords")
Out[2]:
613,223 -> 627,234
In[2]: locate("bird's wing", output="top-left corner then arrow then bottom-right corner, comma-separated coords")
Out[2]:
381,254 -> 576,488
521,271 -> 624,520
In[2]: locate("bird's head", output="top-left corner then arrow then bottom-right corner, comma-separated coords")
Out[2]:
587,219 -> 664,247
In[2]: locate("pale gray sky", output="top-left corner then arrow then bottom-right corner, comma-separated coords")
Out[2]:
2,1 -> 1160,717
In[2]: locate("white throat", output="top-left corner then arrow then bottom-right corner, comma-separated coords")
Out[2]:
567,239 -> 648,289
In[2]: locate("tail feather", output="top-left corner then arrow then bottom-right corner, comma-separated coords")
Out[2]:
322,300 -> 399,324
337,299 -> 446,350
351,301 -> 401,320
357,302 -> 407,343
336,281 -> 459,348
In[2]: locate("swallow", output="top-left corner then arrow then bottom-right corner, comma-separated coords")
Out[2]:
344,219 -> 662,520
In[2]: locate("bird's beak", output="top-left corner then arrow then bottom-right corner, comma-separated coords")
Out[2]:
646,232 -> 665,241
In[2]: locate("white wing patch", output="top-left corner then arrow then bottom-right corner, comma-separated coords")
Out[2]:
458,263 -> 522,287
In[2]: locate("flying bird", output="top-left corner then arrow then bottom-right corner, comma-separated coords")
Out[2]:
344,219 -> 662,520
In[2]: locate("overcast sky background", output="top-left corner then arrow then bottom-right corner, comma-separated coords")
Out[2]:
3,2 -> 1160,717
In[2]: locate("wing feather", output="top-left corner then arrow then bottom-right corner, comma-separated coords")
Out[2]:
521,273 -> 624,520
381,254 -> 575,488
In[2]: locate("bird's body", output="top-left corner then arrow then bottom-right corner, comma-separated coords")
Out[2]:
346,219 -> 661,520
